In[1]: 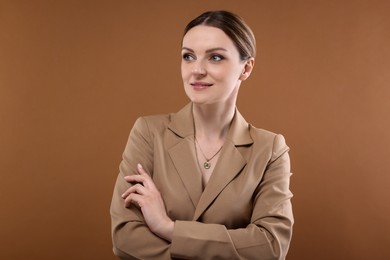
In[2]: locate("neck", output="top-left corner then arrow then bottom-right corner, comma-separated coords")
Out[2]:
192,101 -> 235,141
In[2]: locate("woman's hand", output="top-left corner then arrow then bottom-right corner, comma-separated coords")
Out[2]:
121,163 -> 174,242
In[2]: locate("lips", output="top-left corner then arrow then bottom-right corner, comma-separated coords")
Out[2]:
190,82 -> 213,90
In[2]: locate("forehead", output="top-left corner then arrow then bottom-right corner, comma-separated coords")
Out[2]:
182,25 -> 237,52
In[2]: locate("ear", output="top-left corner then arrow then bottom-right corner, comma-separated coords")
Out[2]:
239,57 -> 255,81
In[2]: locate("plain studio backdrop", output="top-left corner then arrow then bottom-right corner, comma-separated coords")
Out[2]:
1,1 -> 389,259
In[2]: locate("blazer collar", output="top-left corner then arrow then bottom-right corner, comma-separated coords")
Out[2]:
167,102 -> 254,220
168,102 -> 253,147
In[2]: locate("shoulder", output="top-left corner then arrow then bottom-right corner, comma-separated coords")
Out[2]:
249,124 -> 289,161
249,124 -> 277,141
131,103 -> 193,138
132,113 -> 173,135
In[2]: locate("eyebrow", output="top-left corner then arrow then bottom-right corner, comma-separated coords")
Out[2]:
181,47 -> 228,53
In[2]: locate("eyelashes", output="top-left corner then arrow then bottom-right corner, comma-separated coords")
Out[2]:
182,53 -> 195,61
210,54 -> 224,62
182,53 -> 225,62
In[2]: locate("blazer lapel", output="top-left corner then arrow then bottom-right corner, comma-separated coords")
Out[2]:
168,137 -> 202,209
193,109 -> 254,221
166,104 -> 253,220
166,103 -> 203,208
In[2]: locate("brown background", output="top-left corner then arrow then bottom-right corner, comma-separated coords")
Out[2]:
1,0 -> 389,259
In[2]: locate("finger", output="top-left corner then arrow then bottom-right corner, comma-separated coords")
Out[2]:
124,174 -> 145,184
137,164 -> 156,189
121,183 -> 146,199
124,193 -> 143,208
137,163 -> 149,176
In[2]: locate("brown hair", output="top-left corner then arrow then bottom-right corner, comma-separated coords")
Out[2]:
183,10 -> 256,60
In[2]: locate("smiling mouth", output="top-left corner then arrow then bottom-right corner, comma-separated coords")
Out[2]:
190,82 -> 213,89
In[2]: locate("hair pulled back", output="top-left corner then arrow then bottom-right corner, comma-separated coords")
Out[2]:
183,10 -> 256,61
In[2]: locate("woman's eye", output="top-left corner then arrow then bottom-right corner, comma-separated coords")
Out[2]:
182,53 -> 195,61
210,55 -> 224,62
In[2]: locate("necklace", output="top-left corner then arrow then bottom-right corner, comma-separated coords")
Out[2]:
195,137 -> 223,169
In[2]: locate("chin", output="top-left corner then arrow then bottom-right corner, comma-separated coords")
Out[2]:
188,97 -> 206,104
185,93 -> 205,104
191,99 -> 218,106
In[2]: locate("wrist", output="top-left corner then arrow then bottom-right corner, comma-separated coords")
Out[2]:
155,219 -> 174,242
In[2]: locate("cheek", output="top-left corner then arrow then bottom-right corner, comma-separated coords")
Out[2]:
214,66 -> 241,83
215,63 -> 243,78
180,63 -> 185,77
181,63 -> 190,80
207,66 -> 225,80
229,65 -> 245,81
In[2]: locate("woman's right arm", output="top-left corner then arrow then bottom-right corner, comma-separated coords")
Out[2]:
110,117 -> 172,260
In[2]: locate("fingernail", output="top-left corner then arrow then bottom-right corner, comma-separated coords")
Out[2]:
137,163 -> 142,169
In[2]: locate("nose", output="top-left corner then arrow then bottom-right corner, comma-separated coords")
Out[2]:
192,61 -> 206,76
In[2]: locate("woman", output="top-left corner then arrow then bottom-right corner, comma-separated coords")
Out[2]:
110,10 -> 293,260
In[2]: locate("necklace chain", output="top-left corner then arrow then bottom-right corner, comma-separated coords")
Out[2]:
195,137 -> 223,169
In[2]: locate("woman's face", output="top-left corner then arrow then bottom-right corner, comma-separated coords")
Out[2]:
181,25 -> 252,106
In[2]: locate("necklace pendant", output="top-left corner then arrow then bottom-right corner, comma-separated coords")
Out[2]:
204,161 -> 211,169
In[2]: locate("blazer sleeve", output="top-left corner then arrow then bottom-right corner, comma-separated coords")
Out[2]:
110,117 -> 172,259
170,134 -> 294,260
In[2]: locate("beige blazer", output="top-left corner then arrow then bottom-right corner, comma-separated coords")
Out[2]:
110,103 -> 293,260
